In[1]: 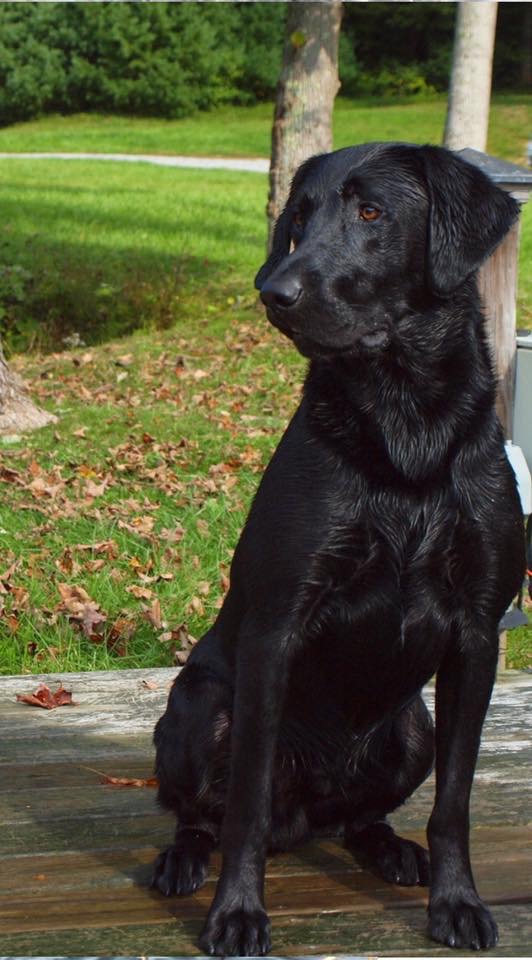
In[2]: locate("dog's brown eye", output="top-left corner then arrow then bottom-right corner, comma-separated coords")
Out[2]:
292,211 -> 303,228
359,204 -> 381,222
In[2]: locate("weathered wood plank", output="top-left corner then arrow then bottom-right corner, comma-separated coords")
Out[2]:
0,782 -> 159,825
0,833 -> 530,935
0,758 -> 156,791
0,669 -> 529,954
0,827 -> 528,897
0,904 -> 530,957
0,814 -> 174,857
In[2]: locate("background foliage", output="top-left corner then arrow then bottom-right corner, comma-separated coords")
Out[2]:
0,2 -> 528,125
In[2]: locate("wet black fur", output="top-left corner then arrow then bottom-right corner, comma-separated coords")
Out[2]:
153,143 -> 525,956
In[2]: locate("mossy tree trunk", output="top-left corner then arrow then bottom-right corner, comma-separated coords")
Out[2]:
266,0 -> 343,249
0,341 -> 57,434
443,1 -> 498,152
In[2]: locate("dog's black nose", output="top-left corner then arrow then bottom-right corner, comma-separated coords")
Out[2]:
260,276 -> 302,310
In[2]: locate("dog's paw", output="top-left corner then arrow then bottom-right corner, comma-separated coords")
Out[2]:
150,837 -> 210,897
199,906 -> 271,957
429,895 -> 498,950
375,835 -> 431,886
347,822 -> 430,886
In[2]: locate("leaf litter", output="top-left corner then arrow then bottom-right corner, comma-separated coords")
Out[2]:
1,318 -> 303,670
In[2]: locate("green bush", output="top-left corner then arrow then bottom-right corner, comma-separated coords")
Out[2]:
0,2 -> 527,126
0,3 -> 286,124
355,64 -> 437,99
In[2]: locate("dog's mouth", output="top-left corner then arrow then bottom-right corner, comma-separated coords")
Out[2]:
272,320 -> 391,358
266,303 -> 392,357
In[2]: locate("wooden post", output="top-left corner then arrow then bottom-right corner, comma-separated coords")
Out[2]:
457,149 -> 532,439
477,220 -> 521,436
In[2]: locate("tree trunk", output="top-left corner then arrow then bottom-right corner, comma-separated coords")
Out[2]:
443,1 -> 498,152
0,343 -> 57,434
266,0 -> 342,248
522,4 -> 532,88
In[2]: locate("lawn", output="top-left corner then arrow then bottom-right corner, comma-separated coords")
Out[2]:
0,98 -> 531,674
0,95 -> 530,165
0,162 -> 268,350
0,309 -> 305,675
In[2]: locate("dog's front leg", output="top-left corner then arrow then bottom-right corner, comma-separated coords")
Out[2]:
427,637 -> 498,950
199,620 -> 291,957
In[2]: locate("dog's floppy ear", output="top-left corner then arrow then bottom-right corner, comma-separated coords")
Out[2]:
254,154 -> 322,290
418,145 -> 520,297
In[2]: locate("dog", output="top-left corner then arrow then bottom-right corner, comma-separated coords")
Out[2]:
152,142 -> 525,956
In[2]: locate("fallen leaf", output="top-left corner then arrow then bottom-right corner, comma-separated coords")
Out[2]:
100,774 -> 158,788
126,584 -> 154,600
115,353 -> 134,367
10,585 -> 30,610
143,598 -> 163,630
107,616 -> 136,656
56,583 -> 107,639
187,595 -> 205,616
55,547 -> 81,577
159,524 -> 185,543
16,683 -> 76,710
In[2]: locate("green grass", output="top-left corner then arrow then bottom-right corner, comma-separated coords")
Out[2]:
0,161 -> 268,349
0,95 -> 530,164
0,316 -> 304,675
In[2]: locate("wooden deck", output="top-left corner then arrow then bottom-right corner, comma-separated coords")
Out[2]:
0,667 -> 530,958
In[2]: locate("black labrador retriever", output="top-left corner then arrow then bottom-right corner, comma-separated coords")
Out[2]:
152,143 -> 525,955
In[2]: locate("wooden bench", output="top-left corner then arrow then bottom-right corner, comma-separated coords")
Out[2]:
0,667 -> 530,957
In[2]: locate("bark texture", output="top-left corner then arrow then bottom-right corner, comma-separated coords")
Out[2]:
0,343 -> 57,434
443,1 -> 498,152
266,0 -> 342,248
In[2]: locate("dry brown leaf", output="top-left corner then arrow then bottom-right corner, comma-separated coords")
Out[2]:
196,518 -> 209,538
28,476 -> 63,499
159,525 -> 185,543
187,595 -> 205,616
143,598 -> 163,630
16,683 -> 76,710
84,558 -> 106,573
55,547 -> 81,577
107,617 -> 136,655
10,585 -> 30,610
100,774 -> 158,788
118,515 -> 155,538
126,584 -> 154,600
56,583 -> 107,639
115,353 -> 134,367
0,465 -> 23,484
83,477 -> 110,498
162,623 -> 198,665
76,540 -> 119,558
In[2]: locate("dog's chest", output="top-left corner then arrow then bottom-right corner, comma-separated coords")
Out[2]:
298,498 -> 469,690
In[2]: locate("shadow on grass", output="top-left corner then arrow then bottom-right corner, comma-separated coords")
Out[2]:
0,161 -> 266,351
0,230 -> 257,352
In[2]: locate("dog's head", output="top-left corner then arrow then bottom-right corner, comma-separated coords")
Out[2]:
255,143 -> 519,358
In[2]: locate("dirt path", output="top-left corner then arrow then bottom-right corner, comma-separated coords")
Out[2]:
0,151 -> 269,173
